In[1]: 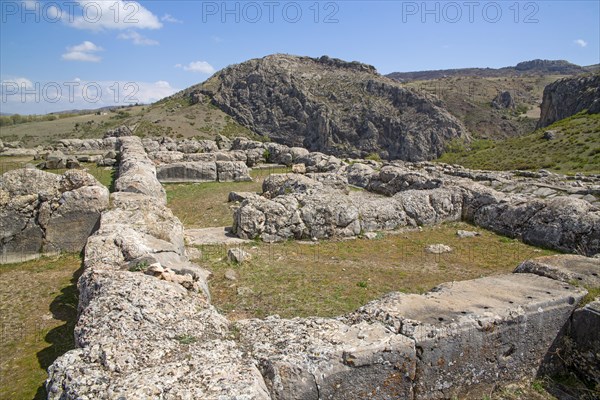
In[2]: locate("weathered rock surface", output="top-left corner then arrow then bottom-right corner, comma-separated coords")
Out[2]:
345,273 -> 587,399
537,74 -> 600,128
567,299 -> 600,385
491,90 -> 515,109
216,161 -> 252,182
235,177 -> 464,242
237,317 -> 416,399
156,161 -> 217,183
114,136 -> 166,203
197,54 -> 468,161
235,273 -> 586,400
515,254 -> 600,287
514,255 -> 600,388
0,169 -> 108,263
47,136 -> 271,399
46,270 -> 270,400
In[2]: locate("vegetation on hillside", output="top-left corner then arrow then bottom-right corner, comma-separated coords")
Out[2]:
437,112 -> 600,174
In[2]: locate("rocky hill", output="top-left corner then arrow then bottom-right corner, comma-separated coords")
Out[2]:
387,59 -> 588,82
190,54 -> 468,161
537,74 -> 600,128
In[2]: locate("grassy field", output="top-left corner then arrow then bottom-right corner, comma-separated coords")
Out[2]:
191,222 -> 556,320
165,167 -> 290,228
0,254 -> 82,400
437,112 -> 600,174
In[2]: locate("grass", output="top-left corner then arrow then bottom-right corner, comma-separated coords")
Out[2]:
0,253 -> 82,400
165,167 -> 290,228
191,222 -> 557,320
437,112 -> 600,174
0,157 -> 116,191
490,375 -> 599,400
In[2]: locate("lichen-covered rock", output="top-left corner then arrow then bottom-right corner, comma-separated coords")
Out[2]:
237,316 -> 416,400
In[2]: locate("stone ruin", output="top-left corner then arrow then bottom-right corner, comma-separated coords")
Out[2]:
1,135 -> 599,398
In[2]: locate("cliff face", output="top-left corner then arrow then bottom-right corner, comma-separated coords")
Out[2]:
196,54 -> 468,161
538,74 -> 600,128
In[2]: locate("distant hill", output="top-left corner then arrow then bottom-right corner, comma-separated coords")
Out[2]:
193,54 -> 468,161
387,60 -> 588,82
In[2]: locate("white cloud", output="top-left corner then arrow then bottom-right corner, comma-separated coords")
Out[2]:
1,77 -> 34,89
62,41 -> 103,62
574,39 -> 588,48
66,1 -> 162,31
161,14 -> 182,23
211,36 -> 224,43
176,61 -> 216,74
117,30 -> 159,46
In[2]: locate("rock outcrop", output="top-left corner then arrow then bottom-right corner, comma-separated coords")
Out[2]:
537,74 -> 600,128
491,90 -> 515,109
234,170 -> 600,255
0,168 -> 109,263
196,54 -> 468,161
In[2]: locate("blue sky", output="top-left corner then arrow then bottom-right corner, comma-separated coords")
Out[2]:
1,0 -> 599,114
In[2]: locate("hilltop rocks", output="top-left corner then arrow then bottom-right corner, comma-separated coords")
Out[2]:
537,74 -> 600,128
104,125 -> 132,138
0,169 -> 108,263
198,54 -> 468,161
491,90 -> 515,109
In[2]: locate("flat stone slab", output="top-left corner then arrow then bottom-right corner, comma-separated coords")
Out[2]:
349,273 -> 587,398
185,227 -> 252,246
515,254 -> 600,288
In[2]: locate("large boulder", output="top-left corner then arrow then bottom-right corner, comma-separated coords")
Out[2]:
1,169 -> 109,263
216,161 -> 252,182
156,161 -> 218,183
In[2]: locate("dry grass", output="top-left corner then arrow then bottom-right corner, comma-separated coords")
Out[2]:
165,167 -> 290,228
193,222 -> 557,320
0,254 -> 82,400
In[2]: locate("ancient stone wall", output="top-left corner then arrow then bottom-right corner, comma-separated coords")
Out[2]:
45,137 -> 599,399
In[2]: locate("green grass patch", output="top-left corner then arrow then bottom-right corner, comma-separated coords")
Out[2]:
165,167 -> 290,228
195,222 -> 557,320
437,112 -> 600,174
0,254 -> 82,400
